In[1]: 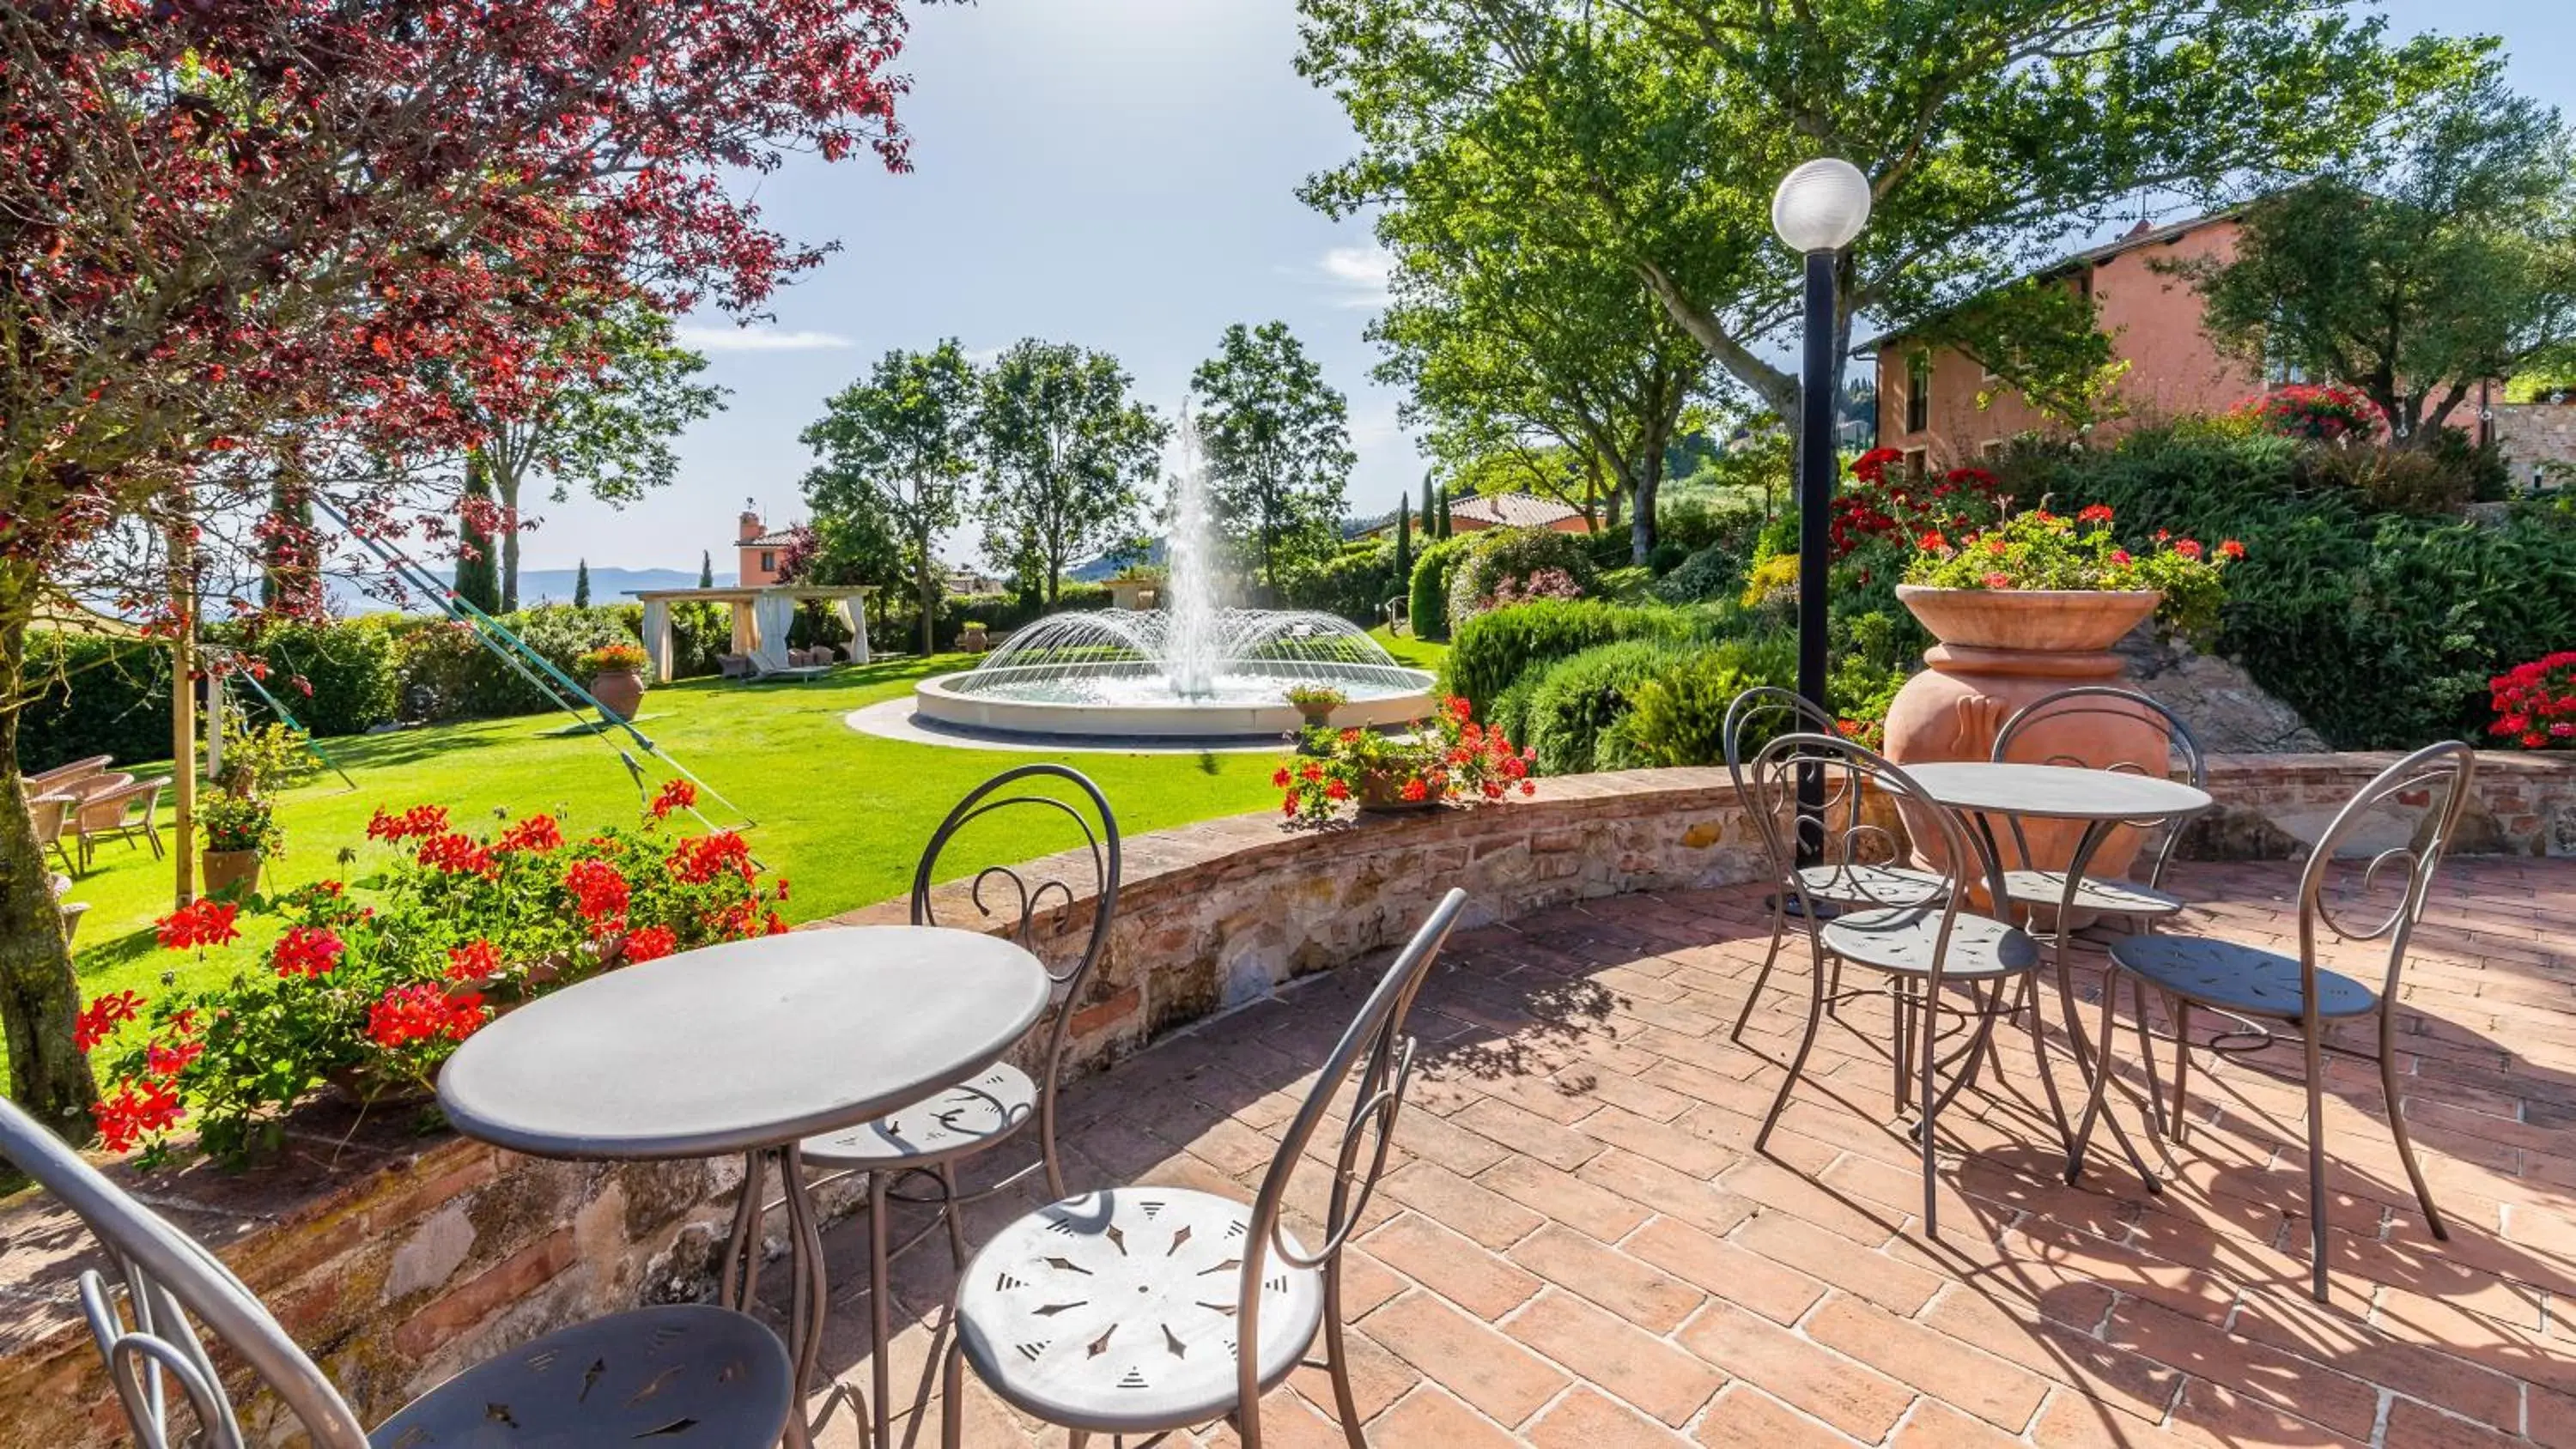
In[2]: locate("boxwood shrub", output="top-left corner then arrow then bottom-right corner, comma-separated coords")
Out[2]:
1442,599 -> 1702,717
1522,639 -> 1687,776
1407,537 -> 1473,640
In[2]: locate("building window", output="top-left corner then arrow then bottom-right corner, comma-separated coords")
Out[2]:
1902,446 -> 1929,480
1980,439 -> 2008,458
760,551 -> 776,573
1905,350 -> 1933,433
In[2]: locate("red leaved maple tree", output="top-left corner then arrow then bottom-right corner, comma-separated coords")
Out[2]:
0,0 -> 927,1135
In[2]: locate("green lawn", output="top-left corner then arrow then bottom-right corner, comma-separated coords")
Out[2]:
37,628 -> 1447,1082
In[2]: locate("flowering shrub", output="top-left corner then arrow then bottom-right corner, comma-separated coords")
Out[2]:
2489,652 -> 2576,749
1479,566 -> 1586,610
198,793 -> 283,857
2238,384 -> 2384,444
577,641 -> 650,675
82,797 -> 789,1163
1276,696 -> 1534,825
1905,503 -> 2240,644
1832,451 -> 2013,559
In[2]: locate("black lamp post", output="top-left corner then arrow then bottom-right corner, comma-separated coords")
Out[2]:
1771,159 -> 1874,864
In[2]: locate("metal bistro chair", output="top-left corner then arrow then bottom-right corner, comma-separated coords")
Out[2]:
0,1094 -> 794,1449
76,778 -> 165,872
799,763 -> 1121,1445
939,888 -> 1467,1449
1988,686 -> 2208,929
2094,740 -> 2476,1303
1743,733 -> 2064,1235
1722,687 -> 1946,1044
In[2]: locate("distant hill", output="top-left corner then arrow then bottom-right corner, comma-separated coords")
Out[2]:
327,566 -> 735,614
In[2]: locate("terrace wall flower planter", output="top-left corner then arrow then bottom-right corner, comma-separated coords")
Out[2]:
198,847 -> 263,898
1357,772 -> 1439,813
1886,585 -> 2167,880
590,667 -> 647,723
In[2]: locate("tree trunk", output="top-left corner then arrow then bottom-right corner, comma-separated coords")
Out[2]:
0,575 -> 98,1138
496,463 -> 524,612
916,530 -> 939,657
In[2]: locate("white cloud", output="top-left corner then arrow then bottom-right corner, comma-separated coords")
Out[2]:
674,324 -> 855,353
1311,245 -> 1394,308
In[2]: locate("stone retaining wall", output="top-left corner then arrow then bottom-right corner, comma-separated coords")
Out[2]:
3,750 -> 2571,1443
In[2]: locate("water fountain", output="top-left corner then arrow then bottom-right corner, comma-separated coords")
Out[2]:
909,418 -> 1435,740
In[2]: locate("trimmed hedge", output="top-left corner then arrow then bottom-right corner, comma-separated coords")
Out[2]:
1612,634 -> 1798,769
942,583 -> 1112,650
235,619 -> 401,737
1442,599 -> 1703,718
20,634 -> 174,774
1284,541 -> 1403,627
1407,537 -> 1473,640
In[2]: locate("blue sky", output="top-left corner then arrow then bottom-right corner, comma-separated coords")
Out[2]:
517,0 -> 2576,576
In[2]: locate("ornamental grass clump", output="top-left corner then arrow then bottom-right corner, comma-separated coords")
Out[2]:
1276,696 -> 1534,824
2489,652 -> 2576,749
1905,503 -> 2240,644
77,778 -> 786,1164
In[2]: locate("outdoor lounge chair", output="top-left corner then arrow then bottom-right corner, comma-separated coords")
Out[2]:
939,888 -> 1467,1449
26,790 -> 77,875
0,1092 -> 799,1449
50,873 -> 88,946
718,652 -> 755,679
74,777 -> 163,872
26,754 -> 112,794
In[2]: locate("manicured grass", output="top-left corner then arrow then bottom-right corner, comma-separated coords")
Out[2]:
37,633 -> 1454,1086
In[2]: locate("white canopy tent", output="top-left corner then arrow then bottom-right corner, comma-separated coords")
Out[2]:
631,585 -> 876,681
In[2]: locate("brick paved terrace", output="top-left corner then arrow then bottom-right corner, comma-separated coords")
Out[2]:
806,857 -> 2576,1448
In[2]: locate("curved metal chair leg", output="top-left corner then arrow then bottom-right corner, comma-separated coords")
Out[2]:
2379,1009 -> 2448,1242
1756,943 -> 1832,1154
1918,977 -> 1941,1238
2304,1019 -> 2330,1304
868,1171 -> 894,1449
2130,976 -> 2172,1142
2167,995 -> 2193,1143
1323,1264 -> 1366,1448
939,1332 -> 969,1449
937,1161 -> 969,1269
1731,894 -> 1790,1043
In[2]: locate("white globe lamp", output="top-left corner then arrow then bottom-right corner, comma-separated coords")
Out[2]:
1771,157 -> 1873,254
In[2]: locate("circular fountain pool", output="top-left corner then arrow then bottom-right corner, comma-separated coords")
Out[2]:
913,608 -> 1436,740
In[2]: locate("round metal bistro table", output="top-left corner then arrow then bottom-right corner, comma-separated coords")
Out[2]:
437,926 -> 1051,1449
1902,762 -> 2213,1192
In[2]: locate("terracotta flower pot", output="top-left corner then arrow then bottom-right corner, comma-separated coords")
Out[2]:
199,847 -> 262,899
1294,701 -> 1339,730
1884,586 -> 2167,884
591,668 -> 647,722
1358,772 -> 1439,813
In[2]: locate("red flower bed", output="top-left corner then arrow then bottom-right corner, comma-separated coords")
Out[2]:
2491,652 -> 2576,749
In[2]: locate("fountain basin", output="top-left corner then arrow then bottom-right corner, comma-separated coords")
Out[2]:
914,665 -> 1436,739
911,607 -> 1437,740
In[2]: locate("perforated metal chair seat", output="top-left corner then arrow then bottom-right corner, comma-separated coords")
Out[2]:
1825,908 -> 2040,979
2107,934 -> 2380,1021
798,1064 -> 1035,1167
369,1304 -> 792,1449
951,1188 -> 1325,1435
1795,862 -> 1946,909
1998,870 -> 2184,918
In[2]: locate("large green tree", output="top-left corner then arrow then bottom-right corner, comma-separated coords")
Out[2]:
1372,221 -> 1706,561
977,342 -> 1167,605
1189,322 -> 1357,601
2183,78 -> 2576,445
802,341 -> 981,655
471,304 -> 725,609
1298,0 -> 2483,469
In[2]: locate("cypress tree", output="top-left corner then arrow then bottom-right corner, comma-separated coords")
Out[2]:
1419,472 -> 1433,537
1393,494 -> 1412,594
698,550 -> 714,589
453,448 -> 501,612
573,559 -> 592,608
1436,482 -> 1453,539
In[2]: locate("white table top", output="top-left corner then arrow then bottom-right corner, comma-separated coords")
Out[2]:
1903,761 -> 2213,822
437,925 -> 1050,1160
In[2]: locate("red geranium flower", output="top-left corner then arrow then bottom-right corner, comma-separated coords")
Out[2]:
416,831 -> 497,876
155,900 -> 240,951
445,938 -> 503,982
366,803 -> 450,842
623,925 -> 678,963
648,779 -> 698,821
2220,539 -> 2246,561
271,926 -> 344,979
496,813 -> 563,852
73,990 -> 146,1052
2076,503 -> 2115,524
146,1038 -> 204,1079
667,831 -> 755,885
94,1078 -> 185,1154
2172,539 -> 2204,561
563,858 -> 632,921
367,983 -> 487,1049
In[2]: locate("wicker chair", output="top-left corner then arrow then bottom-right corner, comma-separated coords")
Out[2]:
75,778 -> 164,872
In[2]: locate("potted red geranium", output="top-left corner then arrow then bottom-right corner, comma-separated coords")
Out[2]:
1277,696 -> 1535,825
580,640 -> 651,722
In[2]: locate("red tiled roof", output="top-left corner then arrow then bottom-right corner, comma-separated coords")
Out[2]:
1452,491 -> 1583,528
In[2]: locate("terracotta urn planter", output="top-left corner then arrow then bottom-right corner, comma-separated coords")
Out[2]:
590,667 -> 647,723
1885,585 -> 2167,882
1294,700 -> 1339,730
199,847 -> 263,899
959,620 -> 990,653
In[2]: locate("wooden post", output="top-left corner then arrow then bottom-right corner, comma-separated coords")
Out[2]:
169,522 -> 197,906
